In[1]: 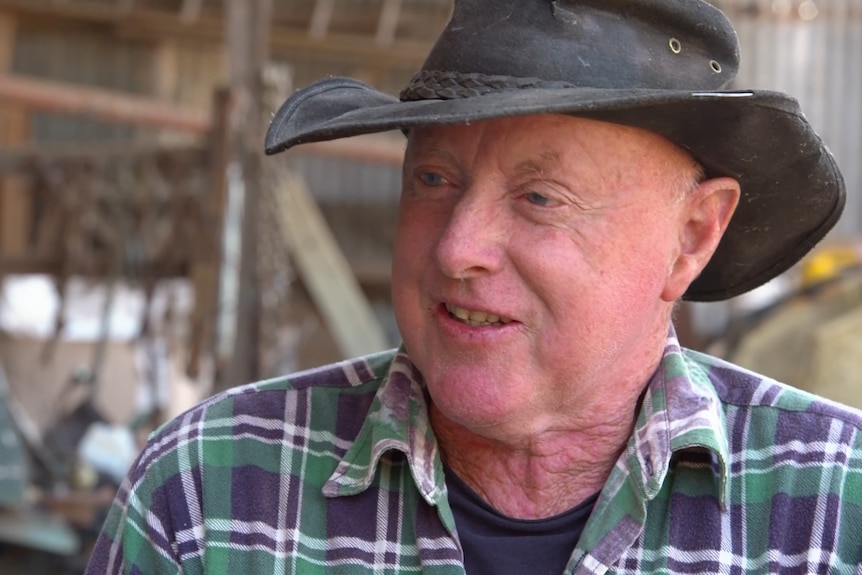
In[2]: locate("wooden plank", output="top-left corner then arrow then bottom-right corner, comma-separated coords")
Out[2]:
186,89 -> 229,380
0,142 -> 208,173
0,253 -> 388,288
0,256 -> 188,277
274,172 -> 388,358
152,39 -> 180,103
0,11 -> 30,262
180,0 -> 204,23
308,0 -> 334,39
0,175 -> 30,259
214,0 -> 274,389
114,13 -> 435,70
0,0 -> 443,69
375,0 -> 402,47
0,10 -> 14,70
0,73 -> 210,133
0,135 -> 404,174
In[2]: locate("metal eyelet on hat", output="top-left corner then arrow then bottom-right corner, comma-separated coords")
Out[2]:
710,60 -> 722,73
668,38 -> 682,54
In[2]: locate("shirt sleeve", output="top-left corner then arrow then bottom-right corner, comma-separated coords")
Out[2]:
83,442 -> 188,575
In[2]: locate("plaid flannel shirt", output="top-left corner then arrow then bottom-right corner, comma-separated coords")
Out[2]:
85,328 -> 862,574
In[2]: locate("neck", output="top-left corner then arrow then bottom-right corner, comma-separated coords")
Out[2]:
432,401 -> 637,519
429,316 -> 672,519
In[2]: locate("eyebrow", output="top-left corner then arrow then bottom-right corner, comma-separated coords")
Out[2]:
405,136 -> 450,163
513,150 -> 562,177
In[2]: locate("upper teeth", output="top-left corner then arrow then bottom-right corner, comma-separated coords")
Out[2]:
445,304 -> 512,326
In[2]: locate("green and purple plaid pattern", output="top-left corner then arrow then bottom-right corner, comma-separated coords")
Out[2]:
85,329 -> 862,574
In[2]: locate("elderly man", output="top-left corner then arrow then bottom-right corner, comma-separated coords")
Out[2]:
86,0 -> 861,573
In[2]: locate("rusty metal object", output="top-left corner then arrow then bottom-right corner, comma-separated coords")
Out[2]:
25,147 -> 214,280
3,146 -> 217,376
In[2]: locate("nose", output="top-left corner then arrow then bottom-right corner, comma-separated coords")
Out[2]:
433,191 -> 504,279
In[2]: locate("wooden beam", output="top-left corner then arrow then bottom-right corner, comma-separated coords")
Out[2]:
0,11 -> 31,262
0,171 -> 30,259
0,0 -> 127,24
375,0 -> 402,47
0,69 -> 405,168
0,9 -> 14,69
0,141 -> 208,172
0,254 -> 391,289
152,39 -> 179,101
187,88 -> 229,380
308,0 -> 334,39
0,0 -> 443,43
0,0 -> 439,70
0,256 -> 188,277
0,73 -> 210,133
180,0 -> 204,23
0,134 -> 405,174
216,0 -> 273,389
274,172 -> 389,359
0,136 -> 403,179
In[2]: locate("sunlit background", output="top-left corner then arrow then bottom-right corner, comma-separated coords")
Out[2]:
0,0 -> 860,571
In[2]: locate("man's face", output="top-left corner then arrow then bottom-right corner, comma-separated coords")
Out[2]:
392,114 -> 705,439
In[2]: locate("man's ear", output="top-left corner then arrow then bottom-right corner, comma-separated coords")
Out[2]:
662,177 -> 741,301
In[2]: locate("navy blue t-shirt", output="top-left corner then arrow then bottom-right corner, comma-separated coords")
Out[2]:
445,467 -> 598,575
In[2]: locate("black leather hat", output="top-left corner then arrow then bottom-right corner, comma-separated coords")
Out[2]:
265,0 -> 845,301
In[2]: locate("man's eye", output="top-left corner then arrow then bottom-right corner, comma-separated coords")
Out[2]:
525,191 -> 552,207
418,172 -> 446,186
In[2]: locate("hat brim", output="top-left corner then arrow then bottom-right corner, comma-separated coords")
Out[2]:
265,78 -> 845,302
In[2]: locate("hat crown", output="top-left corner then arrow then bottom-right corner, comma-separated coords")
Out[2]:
415,0 -> 740,93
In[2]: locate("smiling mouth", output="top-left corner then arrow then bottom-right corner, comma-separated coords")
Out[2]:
444,303 -> 514,326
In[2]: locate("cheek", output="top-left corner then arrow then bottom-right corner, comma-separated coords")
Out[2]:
532,217 -> 671,329
620,222 -> 670,273
391,204 -> 435,342
393,203 -> 431,281
610,210 -> 678,285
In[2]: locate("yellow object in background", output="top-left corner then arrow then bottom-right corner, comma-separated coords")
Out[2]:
800,244 -> 862,288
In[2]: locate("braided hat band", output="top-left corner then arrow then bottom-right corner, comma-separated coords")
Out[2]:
400,70 -> 577,101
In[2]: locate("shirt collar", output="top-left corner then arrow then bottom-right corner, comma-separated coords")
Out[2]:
629,324 -> 731,508
325,326 -> 731,509
323,346 -> 446,508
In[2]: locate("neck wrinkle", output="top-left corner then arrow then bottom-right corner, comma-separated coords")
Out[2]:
432,401 -> 635,520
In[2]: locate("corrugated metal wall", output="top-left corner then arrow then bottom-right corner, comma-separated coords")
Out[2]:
11,21 -> 153,142
717,0 -> 862,237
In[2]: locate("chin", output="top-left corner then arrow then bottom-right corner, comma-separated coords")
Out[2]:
426,372 -> 528,426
